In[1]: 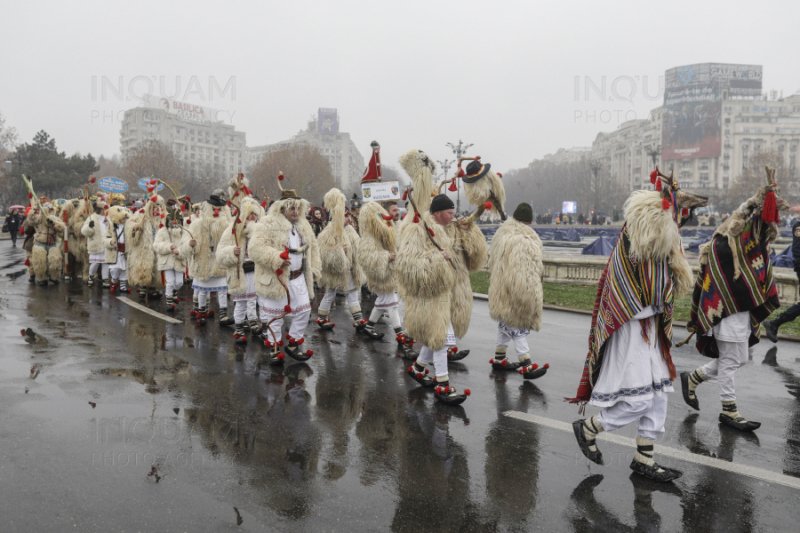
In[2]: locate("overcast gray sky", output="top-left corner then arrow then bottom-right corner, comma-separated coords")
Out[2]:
2,0 -> 799,173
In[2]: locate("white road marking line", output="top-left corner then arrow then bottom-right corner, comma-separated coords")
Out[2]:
504,410 -> 800,491
117,296 -> 183,324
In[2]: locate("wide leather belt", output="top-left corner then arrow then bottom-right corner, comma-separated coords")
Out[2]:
289,269 -> 303,280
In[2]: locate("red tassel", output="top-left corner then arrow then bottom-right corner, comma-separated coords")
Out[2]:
276,268 -> 284,276
649,169 -> 658,184
457,168 -> 466,178
402,190 -> 409,201
662,197 -> 671,210
277,172 -> 285,181
150,196 -> 157,203
381,214 -> 393,221
448,178 -> 457,192
412,212 -> 420,224
226,200 -> 232,207
160,214 -> 165,219
655,180 -> 662,192
464,388 -> 471,396
27,193 -> 32,199
483,201 -> 493,210
279,248 -> 289,260
213,208 -> 220,218
24,258 -> 30,267
427,227 -> 435,237
762,190 -> 779,224
304,349 -> 313,357
243,186 -> 252,196
159,223 -> 164,229
186,219 -> 191,225
283,304 -> 292,313
681,208 -> 690,218
261,200 -> 268,209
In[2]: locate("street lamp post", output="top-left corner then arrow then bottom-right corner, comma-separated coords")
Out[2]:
589,160 -> 601,214
645,144 -> 660,169
446,139 -> 474,215
437,158 -> 453,183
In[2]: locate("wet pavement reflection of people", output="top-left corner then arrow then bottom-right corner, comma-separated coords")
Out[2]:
762,347 -> 800,477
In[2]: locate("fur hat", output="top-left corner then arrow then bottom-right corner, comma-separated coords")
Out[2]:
208,194 -> 226,207
463,160 -> 491,183
513,203 -> 533,223
107,205 -> 129,225
430,194 -> 455,213
399,149 -> 436,214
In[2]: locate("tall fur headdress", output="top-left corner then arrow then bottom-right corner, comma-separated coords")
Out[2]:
398,149 -> 436,215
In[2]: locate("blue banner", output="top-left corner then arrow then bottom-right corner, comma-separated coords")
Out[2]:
97,176 -> 129,193
137,177 -> 165,192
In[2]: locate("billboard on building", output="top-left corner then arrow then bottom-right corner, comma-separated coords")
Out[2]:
141,94 -> 220,124
318,108 -> 339,135
662,63 -> 762,160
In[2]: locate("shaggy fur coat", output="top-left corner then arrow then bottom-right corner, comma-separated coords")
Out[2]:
247,198 -> 321,301
81,212 -> 109,255
463,167 -> 506,222
488,218 -> 544,330
357,201 -> 398,294
125,196 -> 165,288
216,197 -> 264,295
29,207 -> 66,280
104,206 -> 128,265
63,199 -> 90,278
317,188 -> 364,290
180,202 -> 230,281
153,226 -> 186,272
445,219 -> 488,338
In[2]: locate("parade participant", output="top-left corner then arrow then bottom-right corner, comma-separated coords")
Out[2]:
4,208 -> 22,247
452,156 -> 507,221
681,167 -> 784,432
488,202 -> 549,379
762,204 -> 800,342
248,174 -> 320,364
397,149 -> 483,405
104,205 -> 129,294
217,196 -> 264,344
81,198 -> 110,287
22,207 -> 36,282
61,198 -> 91,281
153,204 -> 186,312
181,191 -> 232,325
568,168 -> 707,482
356,199 -> 409,342
308,207 -> 326,237
29,201 -> 67,286
125,191 -> 165,300
315,188 -> 365,331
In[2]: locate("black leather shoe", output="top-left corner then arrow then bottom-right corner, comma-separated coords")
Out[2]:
680,372 -> 700,410
763,320 -> 779,343
719,413 -> 761,432
573,420 -> 603,465
630,460 -> 682,482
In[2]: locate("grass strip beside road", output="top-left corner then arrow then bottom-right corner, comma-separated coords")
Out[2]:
470,271 -> 800,338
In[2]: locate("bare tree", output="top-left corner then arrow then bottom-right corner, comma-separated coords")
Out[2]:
718,150 -> 789,213
121,141 -> 189,197
249,144 -> 335,205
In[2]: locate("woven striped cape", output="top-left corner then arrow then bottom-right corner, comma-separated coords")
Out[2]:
566,227 -> 677,405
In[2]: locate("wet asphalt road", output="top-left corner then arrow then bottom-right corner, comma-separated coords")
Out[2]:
1,239 -> 800,532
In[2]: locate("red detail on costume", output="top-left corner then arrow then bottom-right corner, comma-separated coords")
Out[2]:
413,212 -> 420,224
543,363 -> 550,369
448,179 -> 457,192
213,208 -> 220,218
243,186 -> 252,196
284,304 -> 292,313
464,388 -> 471,396
497,172 -> 503,178
655,180 -> 662,192
159,223 -> 164,229
297,337 -> 304,345
304,349 -> 313,357
19,329 -> 25,337
427,227 -> 435,237
483,201 -> 493,210
279,248 -> 289,260
402,190 -> 409,201
501,358 -> 508,367
649,169 -> 658,184
681,208 -> 690,218
381,214 -> 393,221
661,197 -> 671,210
457,168 -> 466,178
261,200 -> 267,209
278,172 -> 285,181
150,196 -> 158,203
489,358 -> 495,364
186,219 -> 191,225
762,190 -> 779,223
277,353 -> 285,361
226,200 -> 232,207
27,193 -> 32,199
89,176 -> 96,184
275,268 -> 284,276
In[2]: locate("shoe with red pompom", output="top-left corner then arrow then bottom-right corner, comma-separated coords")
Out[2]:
355,319 -> 384,340
518,360 -> 549,380
406,363 -> 434,387
285,337 -> 313,361
433,381 -> 470,405
315,316 -> 335,331
489,356 -> 523,371
447,346 -> 470,362
396,331 -> 415,349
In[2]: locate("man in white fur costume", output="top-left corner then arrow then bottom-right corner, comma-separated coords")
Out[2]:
104,205 -> 129,294
488,202 -> 549,380
314,188 -> 365,332
568,168 -> 707,482
356,200 -> 412,343
248,180 -> 321,365
125,193 -> 166,299
396,149 -> 486,405
680,167 -> 784,432
29,202 -> 67,286
81,198 -> 110,287
181,191 -> 232,325
456,157 -> 507,221
217,196 -> 264,345
153,205 -> 187,312
61,198 -> 90,281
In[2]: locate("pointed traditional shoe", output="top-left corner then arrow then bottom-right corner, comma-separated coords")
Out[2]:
680,372 -> 700,410
762,320 -> 779,343
355,320 -> 384,340
489,357 -> 523,372
433,382 -> 470,405
629,460 -> 682,483
406,364 -> 434,387
573,419 -> 604,465
218,308 -> 234,326
315,316 -> 335,331
519,362 -> 549,380
447,347 -> 470,361
719,413 -> 761,432
285,340 -> 313,362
